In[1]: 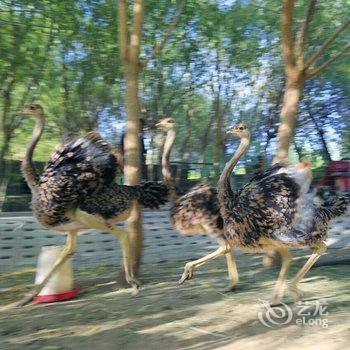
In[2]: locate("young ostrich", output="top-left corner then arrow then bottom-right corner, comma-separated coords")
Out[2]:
18,104 -> 168,305
156,117 -> 239,290
180,122 -> 349,304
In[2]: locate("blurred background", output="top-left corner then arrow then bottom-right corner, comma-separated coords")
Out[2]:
0,0 -> 349,211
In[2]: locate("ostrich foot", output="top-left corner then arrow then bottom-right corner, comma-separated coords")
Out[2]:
178,263 -> 195,284
289,283 -> 304,301
15,294 -> 35,307
222,283 -> 238,293
268,296 -> 284,307
15,287 -> 39,307
127,277 -> 142,295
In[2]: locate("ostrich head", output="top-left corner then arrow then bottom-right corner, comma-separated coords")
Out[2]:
227,122 -> 250,139
20,104 -> 44,118
156,117 -> 175,131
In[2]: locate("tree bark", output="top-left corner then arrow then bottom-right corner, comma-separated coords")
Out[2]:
273,0 -> 348,165
213,95 -> 225,177
176,106 -> 193,182
198,112 -> 215,177
118,0 -> 185,278
307,111 -> 332,162
273,79 -> 303,164
124,68 -> 143,276
118,0 -> 144,280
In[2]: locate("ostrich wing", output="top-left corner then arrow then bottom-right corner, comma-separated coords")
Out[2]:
40,132 -> 120,197
224,173 -> 301,245
171,182 -> 222,230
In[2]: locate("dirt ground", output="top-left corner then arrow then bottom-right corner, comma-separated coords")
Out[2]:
0,248 -> 349,350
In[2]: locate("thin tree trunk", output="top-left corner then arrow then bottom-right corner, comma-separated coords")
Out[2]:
307,110 -> 332,162
213,95 -> 225,177
0,72 -> 15,181
293,139 -> 303,161
176,106 -> 193,182
118,0 -> 185,278
124,68 -> 143,276
0,136 -> 11,172
199,114 -> 214,177
118,0 -> 144,280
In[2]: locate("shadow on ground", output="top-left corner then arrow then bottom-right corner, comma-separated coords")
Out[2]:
0,248 -> 349,350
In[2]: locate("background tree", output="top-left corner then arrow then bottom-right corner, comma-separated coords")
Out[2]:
117,0 -> 186,278
274,0 -> 349,164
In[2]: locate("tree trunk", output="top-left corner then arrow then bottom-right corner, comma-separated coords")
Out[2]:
176,107 -> 193,182
124,69 -> 143,277
118,0 -> 145,280
0,136 -> 10,173
213,96 -> 225,177
293,140 -> 303,161
118,0 -> 183,278
273,79 -> 303,164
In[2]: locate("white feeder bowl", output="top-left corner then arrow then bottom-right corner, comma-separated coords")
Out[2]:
34,245 -> 77,303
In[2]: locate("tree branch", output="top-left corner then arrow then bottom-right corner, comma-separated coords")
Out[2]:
304,18 -> 350,70
281,0 -> 296,71
295,0 -> 317,66
118,0 -> 129,62
141,0 -> 187,67
305,42 -> 350,78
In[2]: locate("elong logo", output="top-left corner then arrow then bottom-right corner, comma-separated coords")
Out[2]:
257,299 -> 329,328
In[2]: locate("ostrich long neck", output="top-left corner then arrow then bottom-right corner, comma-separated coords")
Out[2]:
21,114 -> 45,192
162,128 -> 178,203
218,136 -> 250,217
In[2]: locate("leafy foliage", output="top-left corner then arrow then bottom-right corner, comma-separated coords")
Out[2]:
0,0 -> 349,169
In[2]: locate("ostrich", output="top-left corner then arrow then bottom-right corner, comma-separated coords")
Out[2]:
180,122 -> 349,304
18,104 -> 168,305
156,117 -> 239,290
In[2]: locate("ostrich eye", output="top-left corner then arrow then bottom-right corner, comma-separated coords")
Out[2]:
30,106 -> 35,110
239,126 -> 244,130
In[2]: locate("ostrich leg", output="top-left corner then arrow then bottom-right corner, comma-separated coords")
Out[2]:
179,242 -> 231,284
224,250 -> 239,291
111,227 -> 141,294
289,242 -> 327,300
217,239 -> 239,291
270,245 -> 292,305
16,231 -> 78,307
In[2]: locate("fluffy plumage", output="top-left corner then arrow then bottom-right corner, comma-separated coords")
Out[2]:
18,104 -> 168,305
80,182 -> 168,220
222,166 -> 301,248
33,132 -> 121,227
216,126 -> 349,303
170,183 -> 223,238
156,117 -> 238,289
273,195 -> 350,246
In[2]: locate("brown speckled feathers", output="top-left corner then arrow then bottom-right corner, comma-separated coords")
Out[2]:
221,162 -> 349,249
34,132 -> 120,226
33,132 -> 167,227
221,163 -> 301,248
80,182 -> 168,220
170,183 -> 223,238
273,195 -> 350,246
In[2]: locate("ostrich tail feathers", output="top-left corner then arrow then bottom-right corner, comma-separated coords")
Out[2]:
135,182 -> 169,208
321,196 -> 350,220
